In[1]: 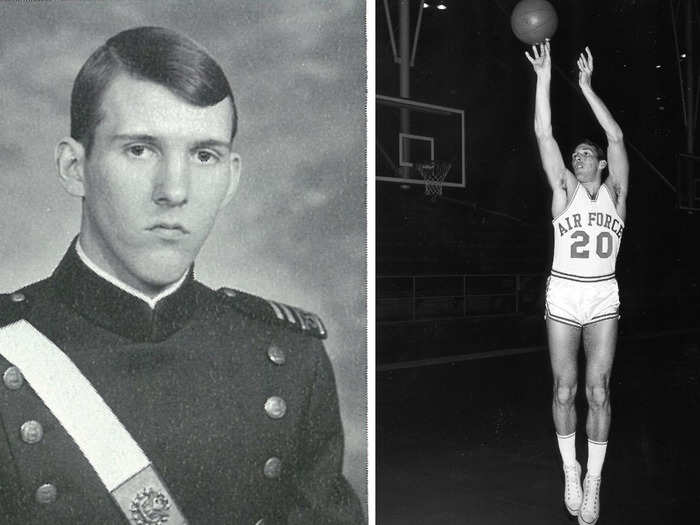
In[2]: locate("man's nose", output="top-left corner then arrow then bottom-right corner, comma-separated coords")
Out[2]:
153,154 -> 189,206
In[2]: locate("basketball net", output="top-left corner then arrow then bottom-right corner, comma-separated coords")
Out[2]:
416,162 -> 452,201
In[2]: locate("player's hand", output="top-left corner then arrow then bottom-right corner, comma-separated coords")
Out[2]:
525,40 -> 551,77
577,46 -> 594,90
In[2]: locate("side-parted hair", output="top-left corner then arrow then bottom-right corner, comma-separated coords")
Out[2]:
71,26 -> 237,155
574,138 -> 607,178
577,139 -> 605,161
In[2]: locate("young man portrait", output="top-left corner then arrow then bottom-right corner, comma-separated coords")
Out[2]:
0,3 -> 366,524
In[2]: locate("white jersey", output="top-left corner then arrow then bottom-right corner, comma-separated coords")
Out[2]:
551,182 -> 624,282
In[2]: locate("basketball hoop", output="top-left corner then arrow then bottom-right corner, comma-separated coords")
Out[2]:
415,161 -> 451,201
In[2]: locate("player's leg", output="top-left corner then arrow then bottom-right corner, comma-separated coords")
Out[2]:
582,318 -> 616,442
578,317 -> 617,525
547,317 -> 583,516
547,318 -> 580,436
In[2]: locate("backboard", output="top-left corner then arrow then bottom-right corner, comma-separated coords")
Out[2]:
376,95 -> 466,188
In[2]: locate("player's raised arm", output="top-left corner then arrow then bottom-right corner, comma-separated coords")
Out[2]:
526,41 -> 570,196
578,47 -> 629,208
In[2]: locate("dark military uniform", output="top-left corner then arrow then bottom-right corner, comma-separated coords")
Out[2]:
0,243 -> 364,524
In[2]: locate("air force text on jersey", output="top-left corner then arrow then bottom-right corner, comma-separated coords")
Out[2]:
556,211 -> 624,240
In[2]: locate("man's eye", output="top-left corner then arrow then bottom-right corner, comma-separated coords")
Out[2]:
126,145 -> 153,158
196,151 -> 218,164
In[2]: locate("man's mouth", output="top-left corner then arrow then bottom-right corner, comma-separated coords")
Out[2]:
148,223 -> 189,238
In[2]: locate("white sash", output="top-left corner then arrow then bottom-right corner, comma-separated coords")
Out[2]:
0,320 -> 188,524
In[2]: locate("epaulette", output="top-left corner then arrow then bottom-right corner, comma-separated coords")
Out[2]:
218,287 -> 327,339
0,291 -> 30,328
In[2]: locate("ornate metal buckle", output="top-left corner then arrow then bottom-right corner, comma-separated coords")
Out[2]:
130,487 -> 171,524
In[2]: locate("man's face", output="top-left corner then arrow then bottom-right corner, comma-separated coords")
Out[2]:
571,143 -> 603,182
78,74 -> 239,294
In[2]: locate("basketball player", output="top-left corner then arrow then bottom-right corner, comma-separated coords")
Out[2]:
526,41 -> 628,525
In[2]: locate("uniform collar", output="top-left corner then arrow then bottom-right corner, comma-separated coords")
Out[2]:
75,239 -> 188,309
51,239 -> 200,342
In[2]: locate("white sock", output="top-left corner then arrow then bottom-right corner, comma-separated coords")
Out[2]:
556,432 -> 577,466
586,439 -> 608,477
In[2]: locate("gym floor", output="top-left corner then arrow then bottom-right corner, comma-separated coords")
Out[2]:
377,333 -> 700,524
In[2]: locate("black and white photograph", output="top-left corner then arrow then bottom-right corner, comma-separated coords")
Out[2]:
376,1 -> 699,524
5,0 -> 700,523
0,1 -> 367,523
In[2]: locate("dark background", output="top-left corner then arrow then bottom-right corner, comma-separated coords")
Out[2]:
376,3 -> 700,522
376,0 -> 699,364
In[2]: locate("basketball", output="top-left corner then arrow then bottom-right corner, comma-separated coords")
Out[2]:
510,0 -> 558,45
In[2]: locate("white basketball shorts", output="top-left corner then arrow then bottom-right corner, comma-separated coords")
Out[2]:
545,274 -> 620,328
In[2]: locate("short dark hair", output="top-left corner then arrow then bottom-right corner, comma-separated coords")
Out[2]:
70,26 -> 237,155
576,139 -> 605,160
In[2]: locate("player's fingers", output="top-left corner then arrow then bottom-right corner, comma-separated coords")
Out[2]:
525,51 -> 534,64
581,54 -> 591,71
586,46 -> 593,64
532,44 -> 539,59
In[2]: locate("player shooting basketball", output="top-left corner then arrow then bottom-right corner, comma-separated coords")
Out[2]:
526,41 -> 629,525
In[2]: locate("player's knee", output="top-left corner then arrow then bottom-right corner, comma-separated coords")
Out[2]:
553,382 -> 577,407
585,383 -> 610,409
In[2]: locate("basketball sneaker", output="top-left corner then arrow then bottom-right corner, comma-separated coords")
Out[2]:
578,473 -> 602,525
563,461 -> 583,516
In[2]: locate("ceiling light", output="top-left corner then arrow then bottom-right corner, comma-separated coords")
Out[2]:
437,2 -> 447,9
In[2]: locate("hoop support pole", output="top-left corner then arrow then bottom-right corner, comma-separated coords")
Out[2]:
383,0 -> 399,63
410,1 -> 424,67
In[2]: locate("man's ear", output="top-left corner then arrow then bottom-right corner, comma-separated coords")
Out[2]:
220,152 -> 241,209
598,159 -> 608,172
56,137 -> 87,197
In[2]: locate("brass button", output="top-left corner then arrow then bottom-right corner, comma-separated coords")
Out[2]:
9,292 -> 25,303
264,396 -> 287,419
3,367 -> 23,389
263,457 -> 282,479
35,483 -> 57,504
222,288 -> 237,298
267,345 -> 286,365
20,420 -> 43,444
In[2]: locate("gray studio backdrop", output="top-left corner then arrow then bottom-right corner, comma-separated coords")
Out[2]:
0,0 -> 367,510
